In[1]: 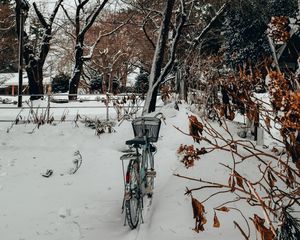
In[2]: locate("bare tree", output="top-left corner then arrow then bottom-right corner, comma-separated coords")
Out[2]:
142,0 -> 187,114
63,0 -> 110,100
15,0 -> 63,99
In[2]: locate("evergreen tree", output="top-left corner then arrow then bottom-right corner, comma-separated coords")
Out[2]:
90,75 -> 103,93
222,0 -> 299,69
267,0 -> 298,17
222,1 -> 270,69
276,208 -> 300,240
135,72 -> 149,94
51,73 -> 70,93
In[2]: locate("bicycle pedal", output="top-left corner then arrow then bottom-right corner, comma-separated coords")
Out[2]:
146,170 -> 156,177
145,186 -> 153,195
124,192 -> 131,200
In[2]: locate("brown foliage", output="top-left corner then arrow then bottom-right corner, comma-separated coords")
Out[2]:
267,170 -> 277,188
177,144 -> 200,168
191,197 -> 207,232
188,115 -> 203,143
215,206 -> 230,212
160,84 -> 172,103
234,171 -> 244,189
264,116 -> 271,129
252,214 -> 275,240
268,71 -> 300,171
213,212 -> 220,228
269,16 -> 290,43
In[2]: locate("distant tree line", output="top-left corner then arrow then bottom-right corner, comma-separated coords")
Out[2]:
0,0 -> 299,105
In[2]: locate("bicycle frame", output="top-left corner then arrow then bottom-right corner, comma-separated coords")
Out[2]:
120,114 -> 162,229
120,137 -> 156,226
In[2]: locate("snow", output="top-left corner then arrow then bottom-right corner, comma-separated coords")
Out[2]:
0,72 -> 51,88
0,102 -> 195,240
126,68 -> 139,87
0,99 -> 292,239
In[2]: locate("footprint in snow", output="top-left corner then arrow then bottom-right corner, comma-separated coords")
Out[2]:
8,159 -> 15,167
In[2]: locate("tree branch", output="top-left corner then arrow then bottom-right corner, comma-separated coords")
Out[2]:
193,2 -> 228,48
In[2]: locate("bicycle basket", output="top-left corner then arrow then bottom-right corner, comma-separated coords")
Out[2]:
132,117 -> 161,142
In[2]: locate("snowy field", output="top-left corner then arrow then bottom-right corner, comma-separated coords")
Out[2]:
0,98 -> 289,240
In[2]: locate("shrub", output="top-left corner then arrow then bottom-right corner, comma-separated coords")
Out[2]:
51,73 -> 70,93
135,72 -> 149,94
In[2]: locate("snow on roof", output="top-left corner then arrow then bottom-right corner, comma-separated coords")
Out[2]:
0,73 -> 28,88
0,72 -> 51,88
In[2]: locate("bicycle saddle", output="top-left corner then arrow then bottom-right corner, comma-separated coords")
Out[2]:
125,137 -> 146,146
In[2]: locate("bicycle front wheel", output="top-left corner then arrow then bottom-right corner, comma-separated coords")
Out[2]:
125,160 -> 140,229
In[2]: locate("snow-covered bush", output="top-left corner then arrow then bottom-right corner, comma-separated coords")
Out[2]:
51,73 -> 70,93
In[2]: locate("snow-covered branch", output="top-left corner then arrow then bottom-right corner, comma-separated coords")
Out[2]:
152,0 -> 187,91
193,2 -> 228,48
80,0 -> 109,37
82,18 -> 131,61
33,2 -> 49,28
61,4 -> 76,27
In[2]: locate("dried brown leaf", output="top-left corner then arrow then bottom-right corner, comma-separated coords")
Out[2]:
213,212 -> 220,228
264,117 -> 271,129
191,197 -> 207,233
188,115 -> 203,143
197,147 -> 208,155
216,206 -> 230,212
252,214 -> 275,240
228,176 -> 236,192
234,171 -> 244,189
267,170 -> 277,188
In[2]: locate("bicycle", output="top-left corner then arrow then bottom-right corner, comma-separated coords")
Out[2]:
120,114 -> 162,229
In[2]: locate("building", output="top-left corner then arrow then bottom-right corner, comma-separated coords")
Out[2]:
0,72 -> 51,96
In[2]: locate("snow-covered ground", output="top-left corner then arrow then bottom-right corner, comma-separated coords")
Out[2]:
0,99 -> 290,240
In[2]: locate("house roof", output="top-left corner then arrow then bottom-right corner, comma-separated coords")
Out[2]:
0,72 -> 51,88
0,73 -> 28,88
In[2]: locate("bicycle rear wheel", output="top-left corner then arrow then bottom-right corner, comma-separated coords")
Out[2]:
125,159 -> 140,229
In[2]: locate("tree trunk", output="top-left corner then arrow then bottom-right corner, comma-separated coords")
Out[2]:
25,65 -> 44,99
148,85 -> 159,112
69,39 -> 84,100
102,72 -> 108,93
176,68 -> 187,101
67,0 -> 109,100
23,33 -> 44,99
143,0 -> 175,115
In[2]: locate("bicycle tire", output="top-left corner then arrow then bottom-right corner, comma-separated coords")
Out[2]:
125,160 -> 140,229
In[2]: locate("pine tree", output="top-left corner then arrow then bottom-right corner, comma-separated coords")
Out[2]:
222,0 -> 299,69
267,0 -> 298,17
222,1 -> 270,69
135,72 -> 149,94
276,208 -> 300,240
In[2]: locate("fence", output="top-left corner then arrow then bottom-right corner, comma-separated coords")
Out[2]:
0,93 -> 153,123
